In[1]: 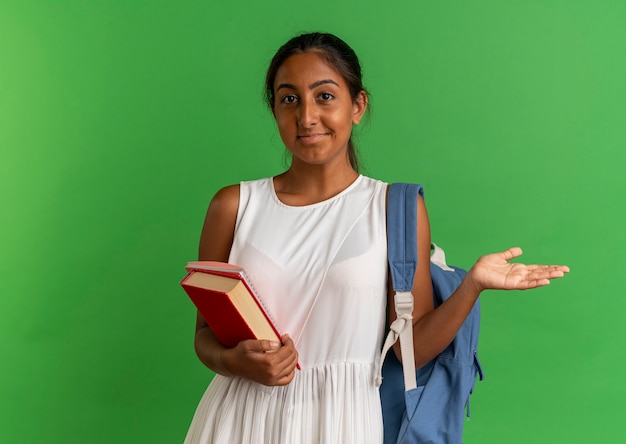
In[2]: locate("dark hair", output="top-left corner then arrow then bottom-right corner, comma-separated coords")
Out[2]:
264,32 -> 369,172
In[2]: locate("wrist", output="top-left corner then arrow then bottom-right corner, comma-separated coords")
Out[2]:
464,266 -> 485,296
214,346 -> 234,377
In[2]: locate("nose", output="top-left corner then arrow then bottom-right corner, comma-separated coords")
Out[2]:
297,98 -> 319,128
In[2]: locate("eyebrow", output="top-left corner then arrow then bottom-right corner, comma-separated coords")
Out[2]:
276,79 -> 340,92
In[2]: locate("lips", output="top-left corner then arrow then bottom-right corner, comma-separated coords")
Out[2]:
297,133 -> 328,144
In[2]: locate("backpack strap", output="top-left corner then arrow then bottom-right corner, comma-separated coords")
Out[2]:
376,183 -> 423,391
431,242 -> 455,271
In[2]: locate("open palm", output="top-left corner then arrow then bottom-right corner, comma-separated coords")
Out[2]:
471,247 -> 570,291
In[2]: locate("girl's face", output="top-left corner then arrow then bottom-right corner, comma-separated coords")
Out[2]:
272,51 -> 367,169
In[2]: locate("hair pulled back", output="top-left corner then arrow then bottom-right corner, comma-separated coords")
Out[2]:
264,32 -> 368,172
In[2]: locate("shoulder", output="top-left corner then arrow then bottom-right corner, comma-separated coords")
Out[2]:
359,175 -> 388,187
210,184 -> 240,214
204,175 -> 276,225
211,176 -> 277,209
199,184 -> 240,261
200,185 -> 239,230
204,184 -> 241,235
355,175 -> 389,200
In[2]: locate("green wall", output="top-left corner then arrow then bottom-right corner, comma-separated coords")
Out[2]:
1,1 -> 624,442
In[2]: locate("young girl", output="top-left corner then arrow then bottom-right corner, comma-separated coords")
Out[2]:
184,32 -> 569,444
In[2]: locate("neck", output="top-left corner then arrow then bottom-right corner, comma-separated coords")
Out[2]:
273,162 -> 359,206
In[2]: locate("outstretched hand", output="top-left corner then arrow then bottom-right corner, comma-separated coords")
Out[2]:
469,247 -> 570,292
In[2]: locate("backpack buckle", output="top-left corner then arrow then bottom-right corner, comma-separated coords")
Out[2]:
394,291 -> 414,317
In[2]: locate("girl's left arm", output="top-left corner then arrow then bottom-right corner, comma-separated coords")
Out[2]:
389,195 -> 570,369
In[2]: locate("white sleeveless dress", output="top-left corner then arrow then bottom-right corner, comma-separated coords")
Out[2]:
184,175 -> 388,444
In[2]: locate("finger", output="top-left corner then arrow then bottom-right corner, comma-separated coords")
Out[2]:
242,339 -> 281,353
521,278 -> 552,289
264,342 -> 299,386
528,266 -> 568,280
547,269 -> 567,278
281,334 -> 295,347
501,247 -> 523,261
274,338 -> 299,370
275,366 -> 297,386
275,353 -> 298,377
521,266 -> 569,288
276,336 -> 298,365
528,264 -> 570,272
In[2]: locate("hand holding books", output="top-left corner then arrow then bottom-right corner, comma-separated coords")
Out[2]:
181,261 -> 301,381
219,333 -> 299,386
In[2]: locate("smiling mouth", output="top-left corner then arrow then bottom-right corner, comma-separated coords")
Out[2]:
297,133 -> 328,144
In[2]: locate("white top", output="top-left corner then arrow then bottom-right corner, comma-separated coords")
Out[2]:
184,175 -> 389,444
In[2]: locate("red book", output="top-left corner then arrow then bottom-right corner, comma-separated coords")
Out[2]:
181,261 -> 285,350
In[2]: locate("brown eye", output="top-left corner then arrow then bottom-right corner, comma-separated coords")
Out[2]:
281,95 -> 298,104
319,92 -> 334,101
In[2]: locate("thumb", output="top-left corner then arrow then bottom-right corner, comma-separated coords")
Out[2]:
252,339 -> 281,352
281,334 -> 294,347
501,247 -> 523,261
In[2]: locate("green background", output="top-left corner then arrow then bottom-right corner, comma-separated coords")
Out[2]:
1,0 -> 624,442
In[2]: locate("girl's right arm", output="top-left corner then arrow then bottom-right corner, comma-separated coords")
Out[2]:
193,185 -> 299,386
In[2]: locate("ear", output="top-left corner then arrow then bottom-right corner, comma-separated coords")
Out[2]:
352,90 -> 368,125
